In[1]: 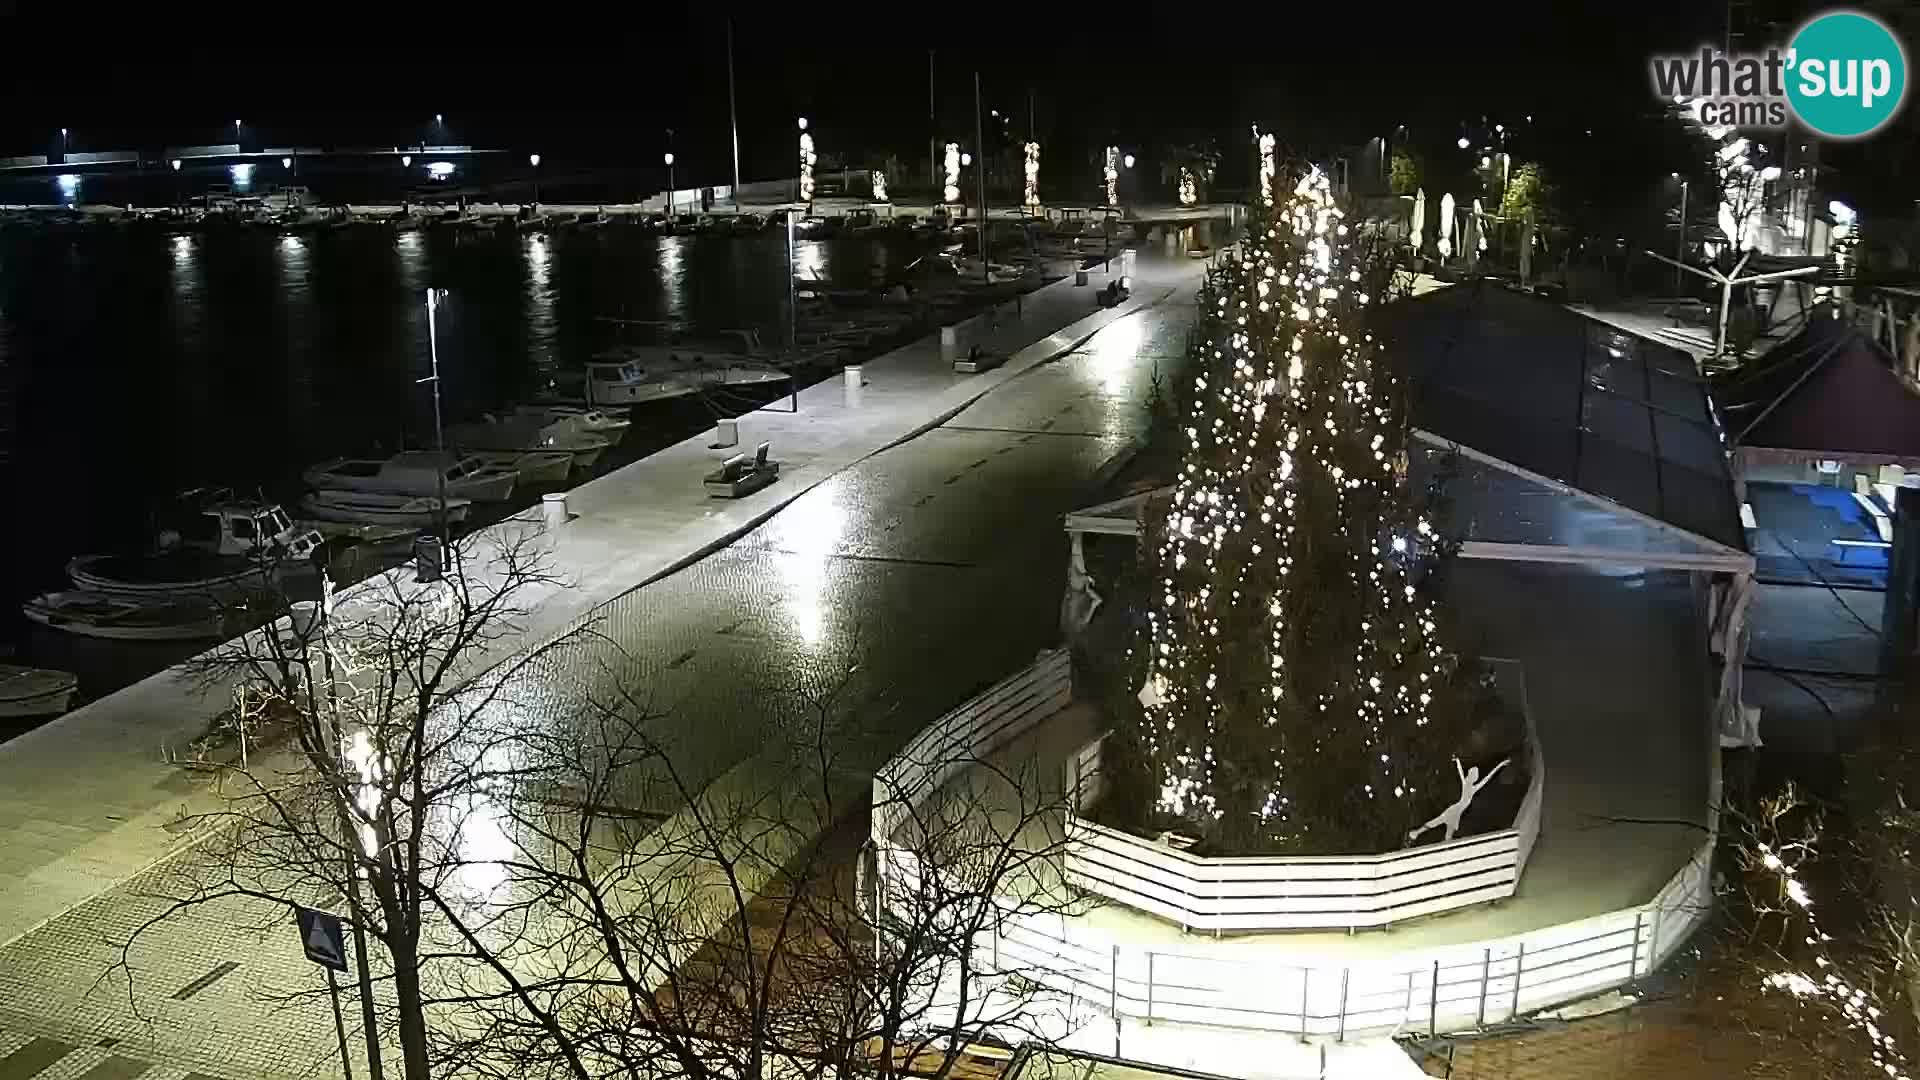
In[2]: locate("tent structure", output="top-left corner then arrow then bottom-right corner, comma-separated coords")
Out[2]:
1717,313 -> 1920,471
1064,282 -> 1759,744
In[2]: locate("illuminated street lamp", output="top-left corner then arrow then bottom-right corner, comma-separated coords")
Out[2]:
529,153 -> 542,204
664,151 -> 676,216
401,155 -> 412,168
170,159 -> 181,171
1457,136 -> 1470,150
282,156 -> 293,169
1122,153 -> 1135,169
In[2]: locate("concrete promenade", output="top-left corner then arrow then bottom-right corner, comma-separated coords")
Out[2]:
0,251 -> 1197,954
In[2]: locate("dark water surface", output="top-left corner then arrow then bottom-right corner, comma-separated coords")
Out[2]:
0,223 -> 937,697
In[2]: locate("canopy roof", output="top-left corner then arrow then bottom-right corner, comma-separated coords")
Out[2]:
1376,284 -> 1745,555
1716,316 -> 1920,465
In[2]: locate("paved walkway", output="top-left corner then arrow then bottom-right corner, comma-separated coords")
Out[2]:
0,251 -> 1190,951
0,251 -> 1207,1079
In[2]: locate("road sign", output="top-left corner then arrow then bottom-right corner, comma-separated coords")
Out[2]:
296,906 -> 348,972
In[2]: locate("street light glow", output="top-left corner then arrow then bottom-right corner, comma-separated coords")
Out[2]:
529,153 -> 541,167
435,113 -> 444,124
1456,137 -> 1470,150
282,157 -> 292,169
401,155 -> 412,167
170,159 -> 181,171
960,152 -> 972,167
663,152 -> 674,165
1123,153 -> 1135,169
797,116 -> 808,130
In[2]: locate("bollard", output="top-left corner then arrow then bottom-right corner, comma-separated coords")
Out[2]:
843,364 -> 864,407
542,492 -> 568,529
413,534 -> 444,584
1075,268 -> 1088,286
713,418 -> 739,449
939,325 -> 958,357
843,364 -> 863,390
289,601 -> 322,639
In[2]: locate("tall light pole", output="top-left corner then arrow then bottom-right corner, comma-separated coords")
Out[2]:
726,19 -> 742,202
973,71 -> 987,285
664,151 -> 675,217
528,153 -> 541,204
928,51 -> 937,196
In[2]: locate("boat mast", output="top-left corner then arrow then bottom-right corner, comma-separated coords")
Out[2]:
974,70 -> 987,286
727,19 -> 742,202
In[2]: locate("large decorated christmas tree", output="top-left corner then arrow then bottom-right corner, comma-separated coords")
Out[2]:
1130,166 -> 1485,855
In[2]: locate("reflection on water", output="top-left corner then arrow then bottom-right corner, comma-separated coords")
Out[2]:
0,223 -> 937,677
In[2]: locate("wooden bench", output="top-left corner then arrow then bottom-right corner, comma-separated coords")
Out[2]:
704,442 -> 779,498
952,345 -> 1006,374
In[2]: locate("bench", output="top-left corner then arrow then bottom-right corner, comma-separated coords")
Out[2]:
1832,537 -> 1892,565
952,345 -> 1007,374
704,442 -> 779,498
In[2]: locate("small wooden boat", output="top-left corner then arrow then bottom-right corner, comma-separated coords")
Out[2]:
508,405 -> 633,441
305,452 -> 519,502
0,664 -> 79,718
22,591 -> 232,641
469,450 -> 573,491
447,419 -> 612,472
300,490 -> 472,528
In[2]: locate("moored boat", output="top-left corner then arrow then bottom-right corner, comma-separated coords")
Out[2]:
300,490 -> 473,528
22,591 -> 234,641
508,404 -> 633,441
446,419 -> 612,472
304,451 -> 519,502
0,664 -> 79,718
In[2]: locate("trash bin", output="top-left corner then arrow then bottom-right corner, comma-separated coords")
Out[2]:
1075,268 -> 1088,286
413,534 -> 444,583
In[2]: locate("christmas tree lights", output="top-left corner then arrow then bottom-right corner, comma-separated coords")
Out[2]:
1133,165 -> 1477,854
1024,142 -> 1041,208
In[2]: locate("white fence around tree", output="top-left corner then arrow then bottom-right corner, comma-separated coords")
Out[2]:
866,651 -> 1717,1045
871,649 -> 1073,846
1061,659 -> 1545,933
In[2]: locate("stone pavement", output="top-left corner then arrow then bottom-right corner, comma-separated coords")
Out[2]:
0,249 -> 1200,955
0,252 -> 1208,1080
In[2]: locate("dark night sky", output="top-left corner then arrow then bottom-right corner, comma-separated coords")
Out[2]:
3,2 -> 1907,209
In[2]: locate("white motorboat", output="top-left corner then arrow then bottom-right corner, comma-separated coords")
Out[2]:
64,491 -> 322,599
300,490 -> 473,528
0,664 -> 79,718
447,419 -> 612,472
542,360 -> 698,409
22,591 -> 233,641
467,449 -> 573,491
304,451 -> 519,502
508,404 -> 633,441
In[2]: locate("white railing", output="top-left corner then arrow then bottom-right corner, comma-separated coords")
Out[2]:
1063,661 -> 1545,933
866,651 -> 1715,1045
979,836 -> 1711,1042
871,649 -> 1072,846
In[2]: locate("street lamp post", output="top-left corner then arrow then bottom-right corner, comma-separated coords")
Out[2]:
528,153 -> 541,205
664,152 -> 675,218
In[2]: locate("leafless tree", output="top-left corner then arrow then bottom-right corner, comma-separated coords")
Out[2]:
117,525 -> 570,1080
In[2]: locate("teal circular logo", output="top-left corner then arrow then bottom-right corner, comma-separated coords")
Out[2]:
1786,11 -> 1908,138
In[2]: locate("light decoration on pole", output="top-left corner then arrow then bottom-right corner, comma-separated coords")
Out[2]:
943,142 -> 961,205
1437,191 -> 1456,260
1135,165 -> 1471,853
871,169 -> 887,203
1255,128 -> 1277,206
1104,146 -> 1120,207
1178,166 -> 1197,207
798,117 -> 816,206
1023,141 -> 1040,208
